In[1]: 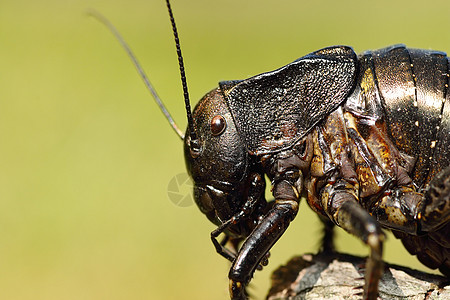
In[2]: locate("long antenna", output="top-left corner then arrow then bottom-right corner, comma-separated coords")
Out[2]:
87,9 -> 185,140
165,0 -> 200,151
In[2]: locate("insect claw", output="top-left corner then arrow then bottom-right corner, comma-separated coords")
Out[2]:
353,291 -> 364,297
352,285 -> 364,296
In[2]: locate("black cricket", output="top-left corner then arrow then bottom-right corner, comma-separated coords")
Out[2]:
92,1 -> 450,299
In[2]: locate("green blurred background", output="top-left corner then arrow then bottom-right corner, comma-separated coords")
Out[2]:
1,0 -> 449,299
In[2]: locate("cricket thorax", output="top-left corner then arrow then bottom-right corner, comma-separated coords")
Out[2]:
304,99 -> 424,234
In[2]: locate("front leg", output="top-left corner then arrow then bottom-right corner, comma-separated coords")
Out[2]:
229,172 -> 301,300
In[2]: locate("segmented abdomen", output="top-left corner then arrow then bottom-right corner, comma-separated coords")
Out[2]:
355,45 -> 450,275
369,45 -> 449,188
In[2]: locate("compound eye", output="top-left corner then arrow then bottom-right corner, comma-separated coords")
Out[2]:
210,115 -> 227,136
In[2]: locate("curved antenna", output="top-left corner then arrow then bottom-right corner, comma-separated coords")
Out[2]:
87,9 -> 185,140
165,0 -> 200,151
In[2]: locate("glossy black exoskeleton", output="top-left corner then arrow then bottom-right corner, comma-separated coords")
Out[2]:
93,1 -> 450,299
